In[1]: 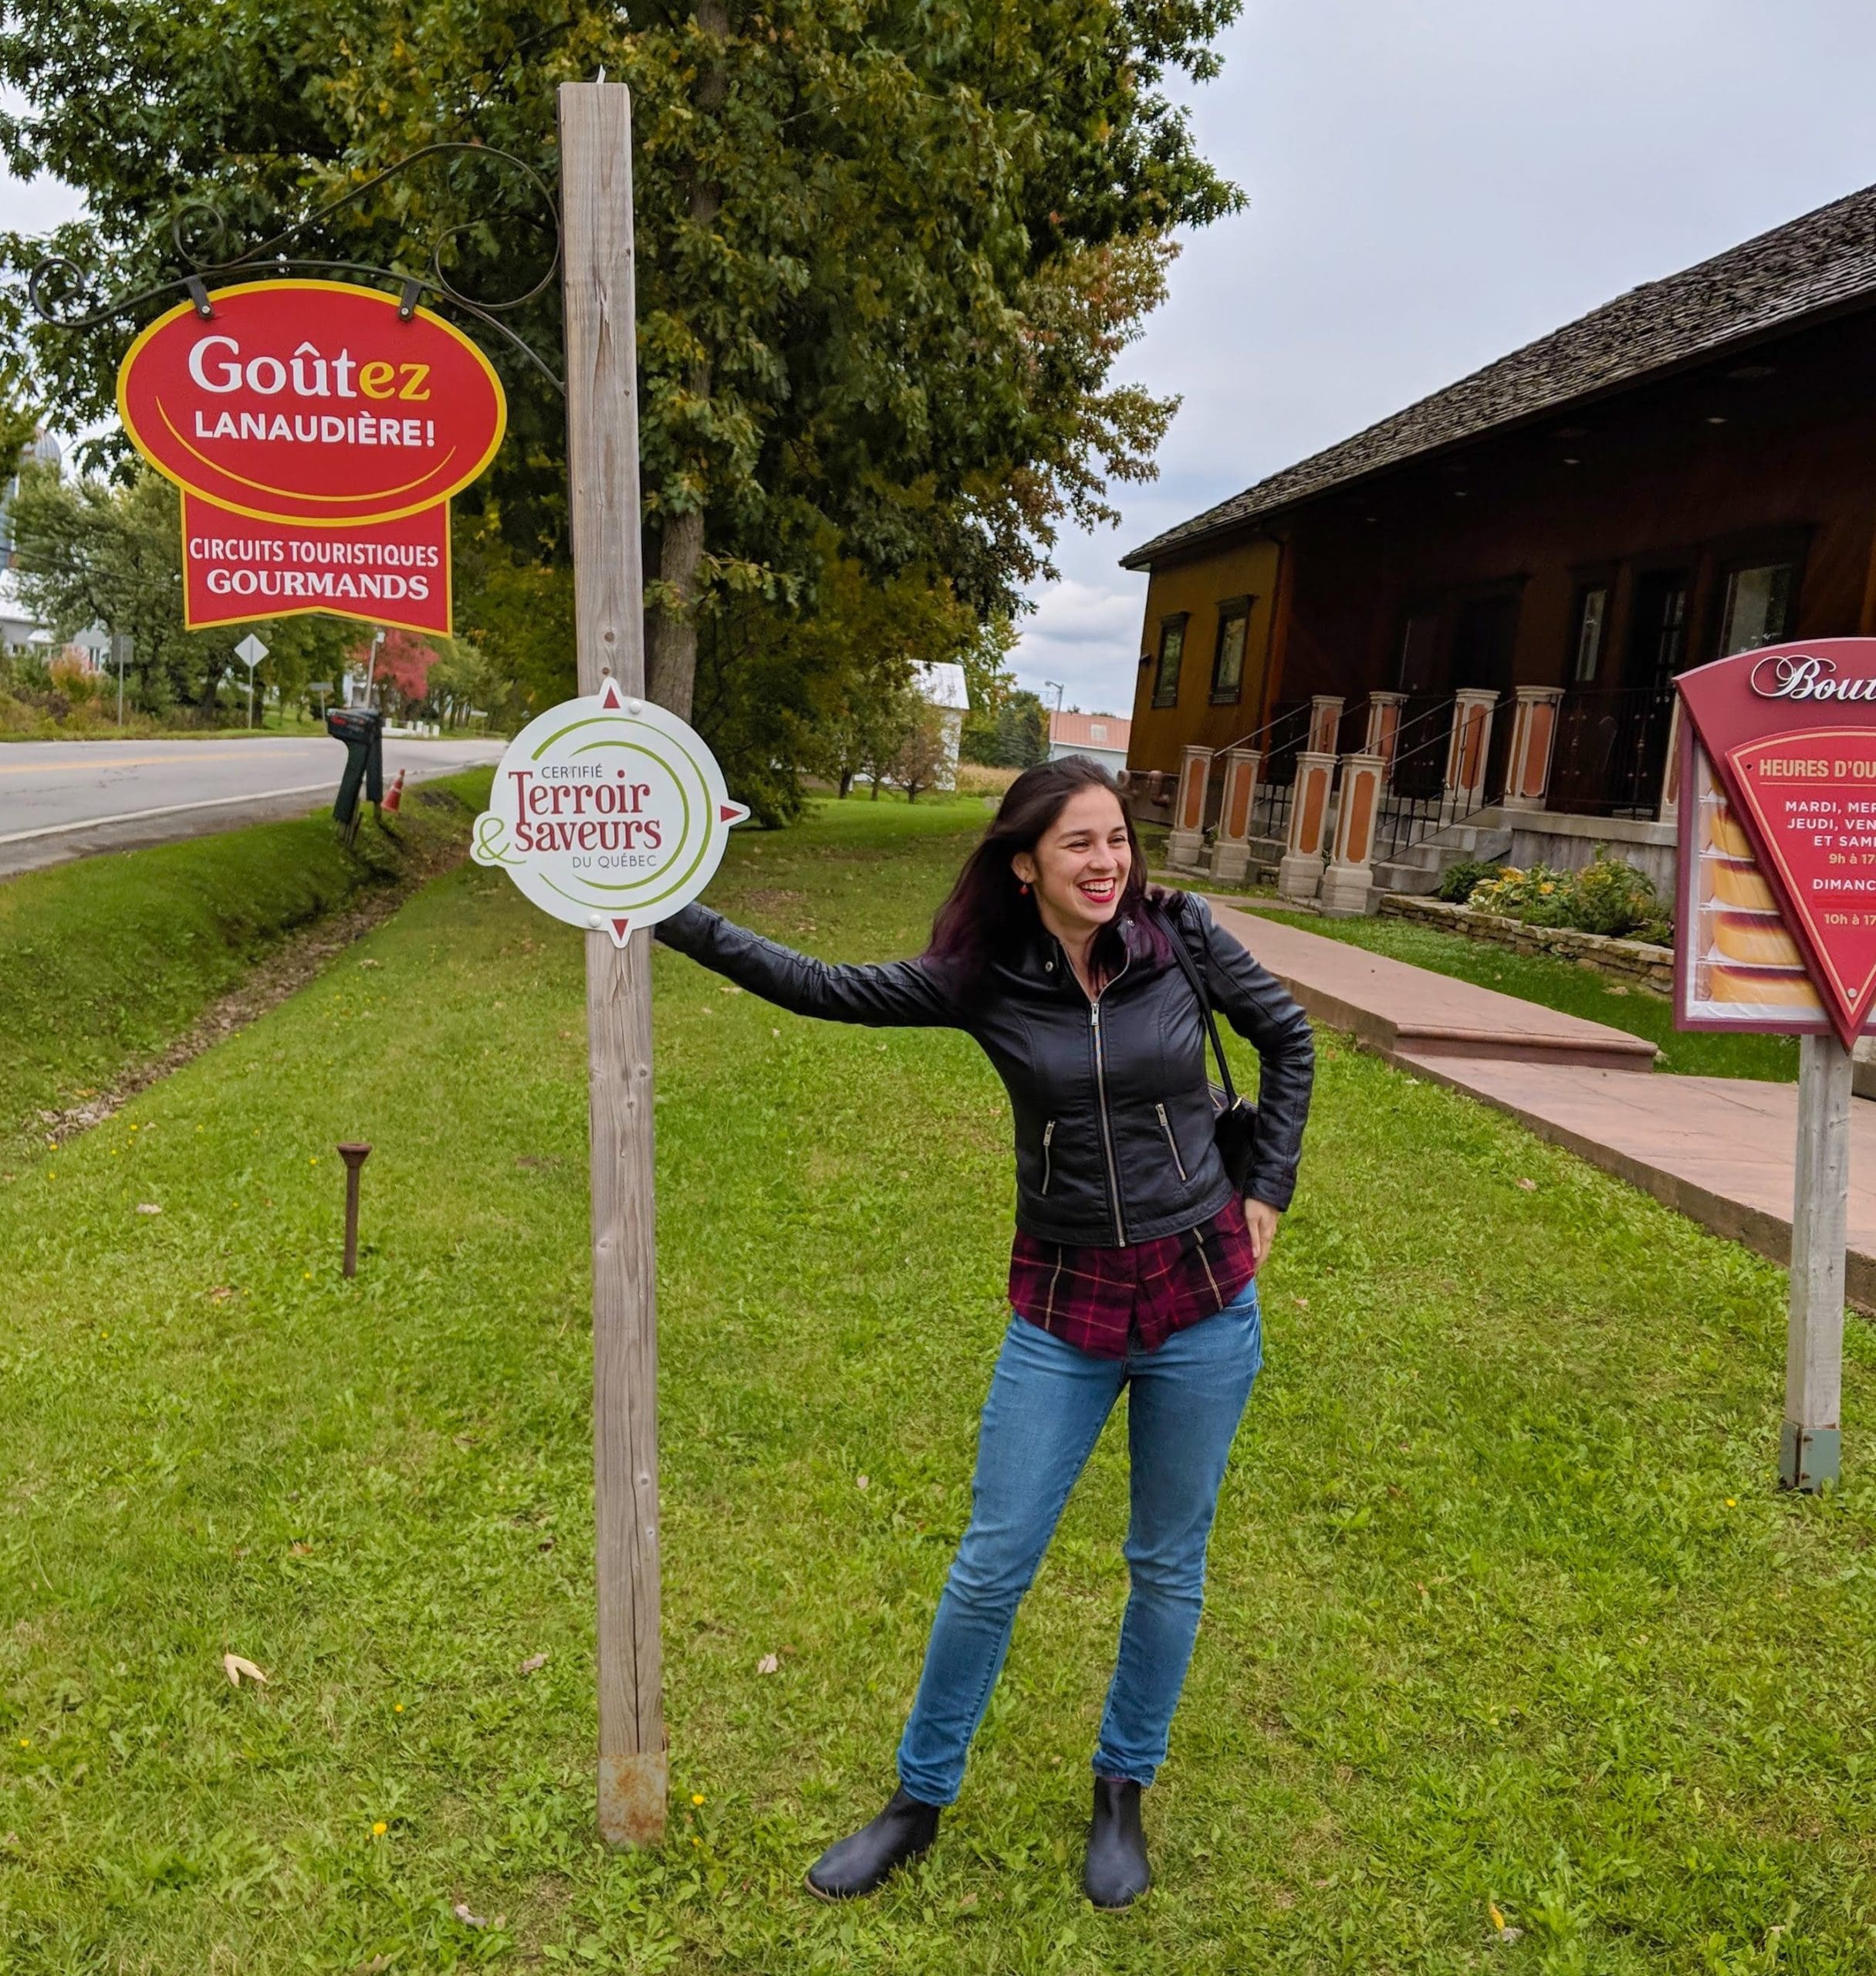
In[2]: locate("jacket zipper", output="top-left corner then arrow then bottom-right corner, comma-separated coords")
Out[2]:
1074,937 -> 1132,1246
1154,1101 -> 1188,1183
1040,1118 -> 1056,1196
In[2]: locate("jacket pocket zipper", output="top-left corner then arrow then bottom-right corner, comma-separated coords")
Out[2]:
1040,1118 -> 1056,1195
1154,1102 -> 1188,1183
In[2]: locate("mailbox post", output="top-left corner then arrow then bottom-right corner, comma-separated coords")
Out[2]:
326,706 -> 384,846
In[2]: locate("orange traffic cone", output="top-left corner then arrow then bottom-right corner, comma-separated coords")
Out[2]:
382,769 -> 405,814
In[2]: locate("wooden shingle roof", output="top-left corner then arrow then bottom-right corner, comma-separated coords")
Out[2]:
1122,181 -> 1876,570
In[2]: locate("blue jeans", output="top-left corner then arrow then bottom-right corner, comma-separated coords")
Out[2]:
895,1276 -> 1262,1802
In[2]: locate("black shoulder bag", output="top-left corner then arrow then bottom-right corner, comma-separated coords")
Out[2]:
1148,900 -> 1262,1196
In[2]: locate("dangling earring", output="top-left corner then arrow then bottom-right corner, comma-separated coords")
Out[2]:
1019,880 -> 1030,894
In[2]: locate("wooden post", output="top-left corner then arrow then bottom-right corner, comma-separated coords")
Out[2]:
559,80 -> 668,1847
1782,1032 -> 1851,1491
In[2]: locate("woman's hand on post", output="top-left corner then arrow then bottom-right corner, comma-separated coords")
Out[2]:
1244,1198 -> 1279,1268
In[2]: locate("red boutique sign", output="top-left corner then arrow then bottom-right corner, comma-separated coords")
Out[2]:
116,279 -> 506,635
1676,638 -> 1876,1045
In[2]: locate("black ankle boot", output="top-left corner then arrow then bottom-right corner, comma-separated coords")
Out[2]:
1083,1775 -> 1150,1908
806,1786 -> 941,1899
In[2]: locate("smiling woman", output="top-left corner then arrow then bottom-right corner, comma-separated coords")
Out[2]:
651,755 -> 1315,1908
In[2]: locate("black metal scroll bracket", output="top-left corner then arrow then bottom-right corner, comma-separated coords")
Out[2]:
27,141 -> 565,391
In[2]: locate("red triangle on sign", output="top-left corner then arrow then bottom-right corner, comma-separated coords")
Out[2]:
598,677 -> 625,710
609,917 -> 631,946
719,800 -> 749,824
1725,726 -> 1876,1045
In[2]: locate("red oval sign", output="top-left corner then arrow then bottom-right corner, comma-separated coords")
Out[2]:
117,279 -> 506,526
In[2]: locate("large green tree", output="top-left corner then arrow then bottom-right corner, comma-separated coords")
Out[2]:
0,0 -> 1240,723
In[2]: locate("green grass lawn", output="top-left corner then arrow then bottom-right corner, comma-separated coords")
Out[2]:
5,792 -> 1875,1971
0,771 -> 490,1170
1239,906 -> 1799,1084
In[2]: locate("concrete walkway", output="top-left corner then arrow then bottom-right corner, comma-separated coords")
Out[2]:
1210,898 -> 1876,1308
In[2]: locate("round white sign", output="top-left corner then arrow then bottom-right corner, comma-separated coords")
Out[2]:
471,679 -> 749,943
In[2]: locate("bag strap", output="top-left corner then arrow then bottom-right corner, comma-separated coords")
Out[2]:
1147,898 -> 1239,1108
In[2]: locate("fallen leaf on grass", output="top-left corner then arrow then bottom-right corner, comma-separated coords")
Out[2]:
518,1652 -> 549,1675
856,1474 -> 870,1491
353,1958 -> 391,1975
208,1286 -> 233,1303
452,1902 -> 488,1928
223,1653 -> 268,1688
289,1542 -> 313,1556
137,1203 -> 162,1215
1489,1903 -> 1504,1930
756,1653 -> 779,1675
1516,1178 -> 1536,1193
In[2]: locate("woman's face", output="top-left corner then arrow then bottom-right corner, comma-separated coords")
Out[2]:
1012,787 -> 1132,939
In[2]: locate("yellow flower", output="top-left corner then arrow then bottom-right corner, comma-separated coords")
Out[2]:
394,1703 -> 404,1714
372,1821 -> 387,1837
691,1792 -> 705,1805
1725,1497 -> 1736,1507
1489,1901 -> 1506,1930
692,1836 -> 701,1847
17,1738 -> 28,1749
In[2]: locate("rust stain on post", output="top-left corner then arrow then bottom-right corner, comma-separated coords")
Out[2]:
598,1750 -> 668,1849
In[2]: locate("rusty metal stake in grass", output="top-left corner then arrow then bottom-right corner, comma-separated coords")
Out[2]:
337,1142 -> 372,1277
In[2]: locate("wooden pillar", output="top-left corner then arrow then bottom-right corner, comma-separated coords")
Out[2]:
1307,695 -> 1344,756
1320,752 -> 1385,916
1167,743 -> 1213,869
1783,1032 -> 1851,1491
1500,685 -> 1564,812
1441,689 -> 1499,821
1363,690 -> 1408,784
1211,746 -> 1266,885
560,80 -> 668,1850
1278,749 -> 1336,902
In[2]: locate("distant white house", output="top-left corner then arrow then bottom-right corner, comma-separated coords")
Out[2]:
1047,709 -> 1131,775
0,567 -> 48,655
911,660 -> 971,790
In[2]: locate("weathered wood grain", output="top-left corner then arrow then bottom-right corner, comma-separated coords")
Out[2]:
559,79 -> 667,1846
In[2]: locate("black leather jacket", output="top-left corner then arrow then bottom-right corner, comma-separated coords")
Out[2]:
653,887 -> 1314,1246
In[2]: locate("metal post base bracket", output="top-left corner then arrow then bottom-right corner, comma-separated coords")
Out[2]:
1780,1421 -> 1841,1494
599,1750 -> 669,1849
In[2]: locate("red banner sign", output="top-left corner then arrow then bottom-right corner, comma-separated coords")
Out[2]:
1677,639 -> 1876,1044
117,279 -> 505,634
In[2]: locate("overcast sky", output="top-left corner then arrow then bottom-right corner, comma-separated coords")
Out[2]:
12,4 -> 1876,714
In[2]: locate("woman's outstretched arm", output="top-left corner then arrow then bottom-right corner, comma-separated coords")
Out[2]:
1181,893 -> 1316,1210
653,900 -> 960,1028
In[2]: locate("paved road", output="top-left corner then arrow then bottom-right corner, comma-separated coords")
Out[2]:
0,734 -> 505,878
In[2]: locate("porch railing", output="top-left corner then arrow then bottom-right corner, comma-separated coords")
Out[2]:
1546,687 -> 1677,818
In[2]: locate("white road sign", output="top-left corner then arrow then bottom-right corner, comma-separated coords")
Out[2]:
235,634 -> 268,669
471,677 -> 749,946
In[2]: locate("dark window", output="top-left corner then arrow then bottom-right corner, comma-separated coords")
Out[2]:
1152,616 -> 1186,708
1718,562 -> 1795,655
1628,570 -> 1689,689
1451,592 -> 1520,695
1209,599 -> 1251,703
1570,584 -> 1610,683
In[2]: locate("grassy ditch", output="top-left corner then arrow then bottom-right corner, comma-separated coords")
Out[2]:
0,769 -> 492,1171
2,792 -> 1874,1970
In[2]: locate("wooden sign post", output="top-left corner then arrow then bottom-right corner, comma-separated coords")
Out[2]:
1785,1033 -> 1851,1489
559,80 -> 666,1847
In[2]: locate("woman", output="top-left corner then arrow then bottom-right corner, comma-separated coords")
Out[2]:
654,757 -> 1313,1907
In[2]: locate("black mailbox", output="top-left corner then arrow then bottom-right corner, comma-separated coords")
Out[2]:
326,706 -> 384,836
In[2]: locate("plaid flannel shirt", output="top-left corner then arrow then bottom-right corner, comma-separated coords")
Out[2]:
1007,1194 -> 1257,1358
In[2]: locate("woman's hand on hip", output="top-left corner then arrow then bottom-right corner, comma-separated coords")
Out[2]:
1243,1198 -> 1279,1268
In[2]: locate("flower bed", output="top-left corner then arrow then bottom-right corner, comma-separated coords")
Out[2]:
1377,894 -> 1677,993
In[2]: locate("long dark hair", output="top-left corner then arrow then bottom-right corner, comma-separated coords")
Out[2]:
924,757 -> 1176,990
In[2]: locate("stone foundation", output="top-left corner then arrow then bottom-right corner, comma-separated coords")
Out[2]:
1378,893 -> 1675,993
